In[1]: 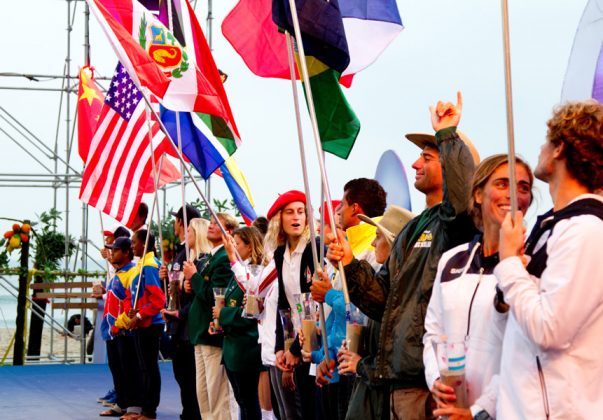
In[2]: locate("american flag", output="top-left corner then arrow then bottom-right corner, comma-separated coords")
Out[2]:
79,63 -> 170,227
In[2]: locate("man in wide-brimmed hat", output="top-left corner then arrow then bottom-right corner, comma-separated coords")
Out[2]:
327,92 -> 478,419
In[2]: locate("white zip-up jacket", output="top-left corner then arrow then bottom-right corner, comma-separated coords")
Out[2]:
494,194 -> 603,419
424,236 -> 507,418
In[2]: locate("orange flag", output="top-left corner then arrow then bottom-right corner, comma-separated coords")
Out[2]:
77,66 -> 104,162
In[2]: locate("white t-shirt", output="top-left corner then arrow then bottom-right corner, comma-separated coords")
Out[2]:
281,240 -> 306,329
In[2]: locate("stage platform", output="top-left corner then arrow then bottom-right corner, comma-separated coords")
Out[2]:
0,362 -> 182,419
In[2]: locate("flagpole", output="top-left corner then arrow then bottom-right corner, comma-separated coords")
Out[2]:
501,0 -> 518,217
206,0 -> 214,204
132,92 -> 164,311
137,91 -> 244,264
285,32 -> 330,363
145,102 -> 165,263
132,188 -> 160,311
286,0 -> 351,307
153,154 -> 166,266
147,139 -> 167,298
175,113 -> 191,260
167,0 -> 192,261
98,212 -> 111,281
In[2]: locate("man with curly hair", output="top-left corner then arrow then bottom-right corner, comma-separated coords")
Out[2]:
496,100 -> 603,418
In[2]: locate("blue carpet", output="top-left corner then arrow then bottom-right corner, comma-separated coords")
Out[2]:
0,362 -> 182,419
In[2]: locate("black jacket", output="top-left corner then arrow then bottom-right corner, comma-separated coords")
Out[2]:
273,238 -> 323,356
346,127 -> 477,387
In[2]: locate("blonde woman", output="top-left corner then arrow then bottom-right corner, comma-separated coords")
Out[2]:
183,213 -> 238,420
266,190 -> 319,420
159,208 -> 205,420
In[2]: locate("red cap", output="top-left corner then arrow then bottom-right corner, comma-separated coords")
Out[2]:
103,230 -> 114,237
320,200 -> 341,227
267,190 -> 306,220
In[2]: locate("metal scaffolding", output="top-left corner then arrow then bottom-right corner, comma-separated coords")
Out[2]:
0,0 -> 213,365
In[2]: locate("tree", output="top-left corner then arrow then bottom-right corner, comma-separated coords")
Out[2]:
26,210 -> 76,358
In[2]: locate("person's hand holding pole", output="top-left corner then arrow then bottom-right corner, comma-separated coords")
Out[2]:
499,211 -> 526,260
325,227 -> 353,267
310,269 -> 332,304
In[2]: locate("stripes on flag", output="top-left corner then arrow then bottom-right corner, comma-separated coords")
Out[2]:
79,63 -> 169,227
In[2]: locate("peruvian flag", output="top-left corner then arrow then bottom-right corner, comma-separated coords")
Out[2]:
85,0 -> 240,142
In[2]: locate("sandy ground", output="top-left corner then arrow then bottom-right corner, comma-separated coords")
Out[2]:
0,326 -> 93,364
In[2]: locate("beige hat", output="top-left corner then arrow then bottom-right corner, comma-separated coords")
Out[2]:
358,205 -> 414,245
405,130 -> 481,165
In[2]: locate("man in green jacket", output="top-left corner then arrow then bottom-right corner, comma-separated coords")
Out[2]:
327,92 -> 478,419
183,212 -> 238,420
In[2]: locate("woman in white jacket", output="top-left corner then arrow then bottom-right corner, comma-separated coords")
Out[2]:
423,154 -> 534,419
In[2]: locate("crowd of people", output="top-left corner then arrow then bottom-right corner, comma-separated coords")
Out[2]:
91,94 -> 603,420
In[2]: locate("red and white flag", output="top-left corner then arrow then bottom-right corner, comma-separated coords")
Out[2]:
85,0 -> 240,142
79,63 -> 175,227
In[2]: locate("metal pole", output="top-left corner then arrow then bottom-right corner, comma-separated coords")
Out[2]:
0,71 -> 111,80
52,63 -> 67,211
132,189 -> 159,310
166,0 -> 191,260
205,0 -> 213,202
131,107 -> 162,311
144,103 -> 166,295
176,114 -> 191,259
501,0 -> 518,217
98,213 -> 111,277
80,0 -> 92,365
284,32 -> 329,363
63,0 -> 73,364
154,156 -> 168,298
84,2 -> 90,66
138,91 -> 242,261
286,0 -> 351,305
80,205 -> 88,363
207,0 -> 213,50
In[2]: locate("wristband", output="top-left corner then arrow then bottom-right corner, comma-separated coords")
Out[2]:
136,312 -> 142,320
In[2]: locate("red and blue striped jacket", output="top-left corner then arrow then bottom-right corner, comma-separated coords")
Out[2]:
124,252 -> 166,328
101,261 -> 137,340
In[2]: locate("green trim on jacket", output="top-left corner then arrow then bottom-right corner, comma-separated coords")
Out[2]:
219,276 -> 262,372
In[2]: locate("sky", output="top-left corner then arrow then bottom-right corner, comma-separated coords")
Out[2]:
0,0 -> 591,269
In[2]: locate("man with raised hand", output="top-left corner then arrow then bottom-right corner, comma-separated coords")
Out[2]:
327,92 -> 477,419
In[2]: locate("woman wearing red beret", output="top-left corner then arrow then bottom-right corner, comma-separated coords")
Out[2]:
264,190 -> 319,420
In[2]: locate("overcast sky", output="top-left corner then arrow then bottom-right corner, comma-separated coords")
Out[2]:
0,0 -> 590,267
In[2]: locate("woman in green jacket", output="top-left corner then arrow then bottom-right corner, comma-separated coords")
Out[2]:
213,226 -> 264,420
